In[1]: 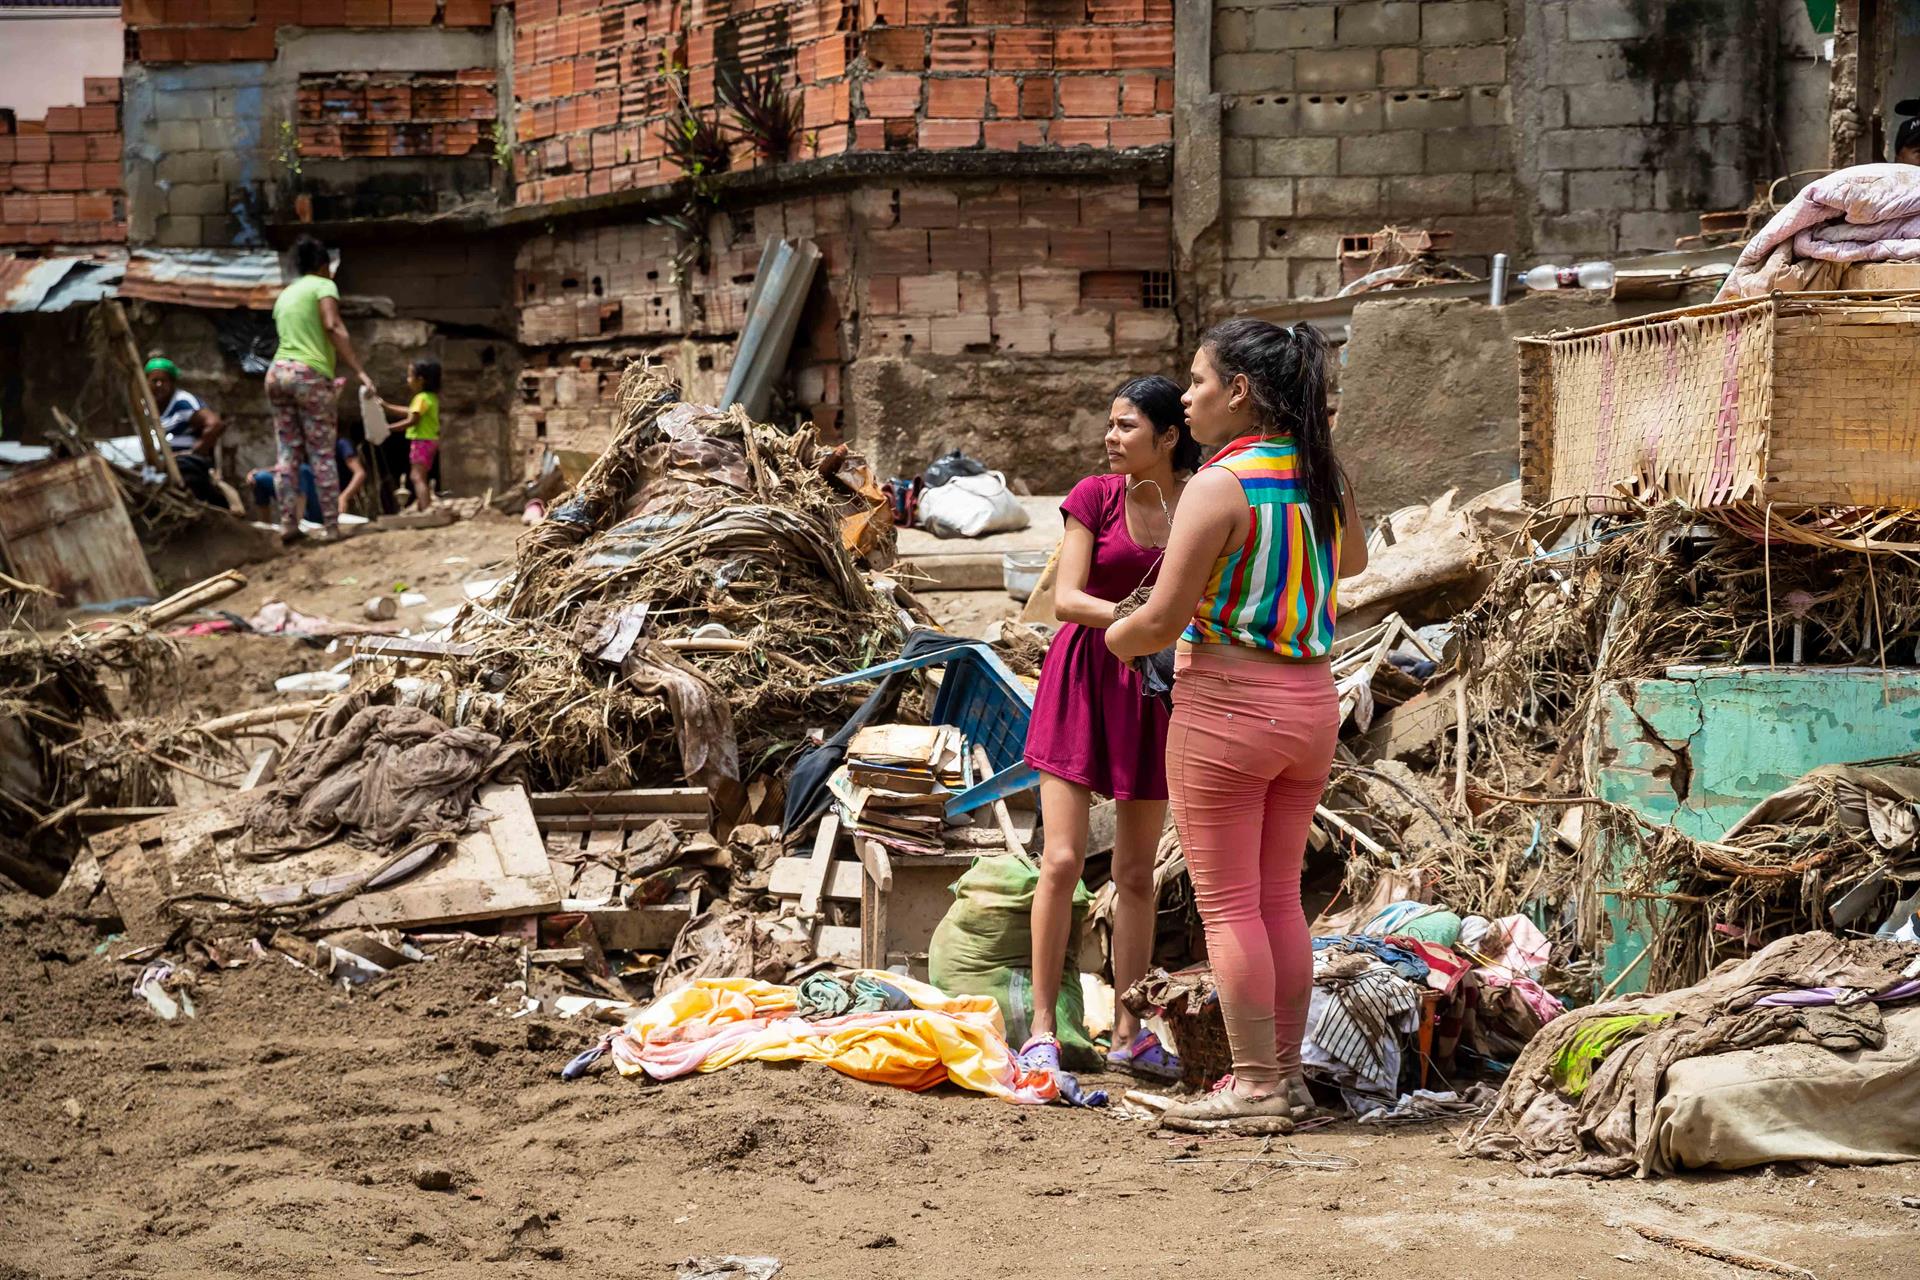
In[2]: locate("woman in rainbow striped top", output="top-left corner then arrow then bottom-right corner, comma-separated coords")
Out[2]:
1107,318 -> 1368,1132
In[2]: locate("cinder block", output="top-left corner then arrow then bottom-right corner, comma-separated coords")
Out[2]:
1379,47 -> 1419,87
1050,119 -> 1110,148
1537,126 -> 1654,172
1338,129 -> 1422,175
1223,95 -> 1298,138
1422,0 -> 1505,45
1422,44 -> 1504,85
993,29 -> 1054,70
930,313 -> 992,356
1469,85 -> 1509,127
168,182 -> 229,216
932,28 -> 991,72
1567,168 -> 1648,212
1473,172 -> 1515,213
864,75 -> 923,117
1335,2 -> 1418,46
992,311 -> 1050,354
1214,10 -> 1252,55
865,226 -> 930,272
1295,48 -> 1378,92
1223,137 -> 1255,178
1214,53 -> 1293,95
1533,171 -> 1568,214
1382,89 -> 1467,131
1227,176 -> 1294,217
1296,176 -> 1382,217
1298,92 -> 1381,135
1673,78 -> 1750,126
1251,7 -> 1333,49
1425,125 -> 1508,172
154,213 -> 202,247
1564,81 -> 1654,128
1566,0 -> 1647,41
1383,172 -> 1474,215
1226,217 -> 1262,259
985,120 -> 1045,148
1617,209 -> 1695,253
929,227 -> 991,271
920,119 -> 982,149
1059,76 -> 1121,116
150,119 -> 202,152
1546,40 -> 1630,87
1224,258 -> 1291,300
1256,135 -> 1337,176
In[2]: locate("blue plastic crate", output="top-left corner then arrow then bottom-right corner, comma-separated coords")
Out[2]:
820,641 -> 1038,817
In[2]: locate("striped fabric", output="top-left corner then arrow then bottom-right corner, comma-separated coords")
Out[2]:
1182,435 -> 1340,659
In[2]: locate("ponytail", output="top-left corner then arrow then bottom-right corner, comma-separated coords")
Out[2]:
1114,373 -> 1199,472
1199,318 -> 1343,545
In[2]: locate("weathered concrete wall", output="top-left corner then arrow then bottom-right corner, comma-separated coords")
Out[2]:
1337,289 -> 1682,516
1594,667 -> 1920,992
124,25 -> 500,248
1195,0 -> 1828,312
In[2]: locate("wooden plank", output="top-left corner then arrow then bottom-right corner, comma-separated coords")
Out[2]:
103,299 -> 183,489
240,747 -> 280,791
856,837 -> 892,971
0,454 -> 158,607
896,553 -> 1005,591
769,855 -> 865,902
353,636 -> 480,662
565,900 -> 691,951
77,806 -> 173,832
90,783 -> 561,942
814,925 -> 861,966
529,788 -> 711,817
800,811 -> 840,918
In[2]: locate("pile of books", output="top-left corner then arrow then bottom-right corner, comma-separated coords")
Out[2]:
826,724 -> 967,855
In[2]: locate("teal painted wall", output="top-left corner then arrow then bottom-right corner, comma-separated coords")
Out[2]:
1592,666 -> 1920,994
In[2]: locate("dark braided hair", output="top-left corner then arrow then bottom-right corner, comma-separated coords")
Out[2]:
1114,374 -> 1200,472
1199,318 -> 1343,545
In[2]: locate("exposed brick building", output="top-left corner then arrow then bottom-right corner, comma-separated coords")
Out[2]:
0,0 -> 1845,493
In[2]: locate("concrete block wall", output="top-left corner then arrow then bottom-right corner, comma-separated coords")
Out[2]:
1211,0 -> 1513,304
1515,0 -> 1771,258
511,174 -> 1178,489
296,68 -> 498,158
509,0 -> 1174,206
0,79 -> 127,249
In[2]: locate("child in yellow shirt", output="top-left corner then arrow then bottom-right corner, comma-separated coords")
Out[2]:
381,358 -> 442,512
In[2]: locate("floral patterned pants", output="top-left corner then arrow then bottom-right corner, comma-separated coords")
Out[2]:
265,358 -> 339,534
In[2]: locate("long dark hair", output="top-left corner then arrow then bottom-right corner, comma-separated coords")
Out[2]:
1114,374 -> 1200,472
291,234 -> 330,275
1200,318 -> 1343,544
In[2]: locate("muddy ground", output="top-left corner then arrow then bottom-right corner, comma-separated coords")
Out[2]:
3,898 -> 1914,1280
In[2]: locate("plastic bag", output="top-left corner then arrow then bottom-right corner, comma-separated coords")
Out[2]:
922,448 -> 988,489
358,384 -> 390,446
915,471 -> 1031,539
928,853 -> 1098,1068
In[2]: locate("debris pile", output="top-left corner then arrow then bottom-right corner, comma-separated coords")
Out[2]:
362,369 -> 901,805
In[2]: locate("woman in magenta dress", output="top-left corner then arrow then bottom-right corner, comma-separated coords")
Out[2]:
1020,375 -> 1197,1079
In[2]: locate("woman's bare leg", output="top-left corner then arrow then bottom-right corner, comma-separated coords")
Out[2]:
1108,798 -> 1166,1046
1028,772 -> 1091,1041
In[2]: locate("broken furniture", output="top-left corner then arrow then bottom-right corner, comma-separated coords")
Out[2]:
531,787 -> 713,952
0,452 -> 159,608
819,641 -> 1037,817
88,782 -> 560,945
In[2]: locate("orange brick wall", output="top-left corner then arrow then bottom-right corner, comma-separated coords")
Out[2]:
296,69 -> 499,158
123,0 -> 497,63
0,79 -> 128,249
509,0 -> 1173,207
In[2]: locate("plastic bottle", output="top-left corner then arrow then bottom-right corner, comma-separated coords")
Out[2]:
1522,261 -> 1616,291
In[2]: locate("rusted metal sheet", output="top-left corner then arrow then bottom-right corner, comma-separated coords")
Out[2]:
118,248 -> 284,310
0,454 -> 157,607
0,252 -> 123,313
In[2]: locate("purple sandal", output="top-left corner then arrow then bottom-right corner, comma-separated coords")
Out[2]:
1106,1029 -> 1182,1081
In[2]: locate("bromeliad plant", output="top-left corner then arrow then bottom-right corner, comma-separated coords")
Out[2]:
718,67 -> 801,164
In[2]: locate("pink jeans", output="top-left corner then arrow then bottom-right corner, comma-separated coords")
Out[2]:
1166,650 -> 1339,1088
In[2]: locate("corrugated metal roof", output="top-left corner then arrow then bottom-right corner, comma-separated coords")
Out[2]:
119,247 -> 286,310
0,252 -> 125,313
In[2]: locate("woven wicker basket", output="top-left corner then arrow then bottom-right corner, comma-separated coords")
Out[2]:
1517,293 -> 1920,511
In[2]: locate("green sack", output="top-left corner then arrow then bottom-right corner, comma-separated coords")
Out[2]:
927,852 -> 1098,1069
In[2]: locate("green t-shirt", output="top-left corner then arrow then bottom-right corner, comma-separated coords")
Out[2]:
408,390 -> 441,441
272,274 -> 341,377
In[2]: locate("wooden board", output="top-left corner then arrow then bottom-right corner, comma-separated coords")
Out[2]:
90,783 -> 560,942
529,788 -> 711,833
0,454 -> 157,607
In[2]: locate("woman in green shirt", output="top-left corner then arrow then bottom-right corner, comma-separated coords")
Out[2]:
267,235 -> 374,541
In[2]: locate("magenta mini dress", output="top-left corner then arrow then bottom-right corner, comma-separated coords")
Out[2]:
1021,473 -> 1171,802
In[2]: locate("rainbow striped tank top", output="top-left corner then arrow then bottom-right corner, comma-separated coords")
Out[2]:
1181,435 -> 1339,659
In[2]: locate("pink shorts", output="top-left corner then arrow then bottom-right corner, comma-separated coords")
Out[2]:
409,439 -> 438,468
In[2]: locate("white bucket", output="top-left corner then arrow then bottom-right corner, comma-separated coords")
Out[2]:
1002,549 -> 1050,601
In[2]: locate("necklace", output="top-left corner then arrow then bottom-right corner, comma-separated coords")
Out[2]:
1126,477 -> 1175,550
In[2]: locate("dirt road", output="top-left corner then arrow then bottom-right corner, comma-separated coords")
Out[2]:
3,900 -> 1913,1280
